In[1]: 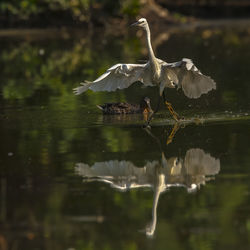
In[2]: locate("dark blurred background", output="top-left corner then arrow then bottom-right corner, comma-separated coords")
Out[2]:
1,0 -> 250,28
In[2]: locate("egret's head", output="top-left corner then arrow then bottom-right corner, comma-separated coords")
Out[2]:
131,18 -> 148,28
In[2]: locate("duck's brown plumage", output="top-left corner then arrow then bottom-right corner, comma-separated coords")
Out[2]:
97,97 -> 153,115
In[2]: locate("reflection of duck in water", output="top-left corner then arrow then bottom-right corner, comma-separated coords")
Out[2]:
97,97 -> 153,115
75,148 -> 220,237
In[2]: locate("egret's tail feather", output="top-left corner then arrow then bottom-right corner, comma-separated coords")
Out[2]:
73,82 -> 91,95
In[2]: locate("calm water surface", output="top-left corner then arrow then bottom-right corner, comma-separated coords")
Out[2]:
0,23 -> 250,249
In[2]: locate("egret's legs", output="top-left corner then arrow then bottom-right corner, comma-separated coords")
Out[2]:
145,94 -> 161,127
144,122 -> 180,145
166,123 -> 180,145
143,126 -> 162,151
162,91 -> 181,122
154,94 -> 161,114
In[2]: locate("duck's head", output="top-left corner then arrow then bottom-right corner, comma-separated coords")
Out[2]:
131,18 -> 148,29
140,97 -> 153,113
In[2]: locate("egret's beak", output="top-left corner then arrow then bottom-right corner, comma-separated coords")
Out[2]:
131,21 -> 139,27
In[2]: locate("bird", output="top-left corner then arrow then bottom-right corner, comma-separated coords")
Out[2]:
73,18 -> 216,124
96,96 -> 153,115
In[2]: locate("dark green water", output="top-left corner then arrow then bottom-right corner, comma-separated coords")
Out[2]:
0,23 -> 250,249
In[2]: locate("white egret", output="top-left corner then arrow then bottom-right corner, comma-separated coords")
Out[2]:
73,18 -> 216,123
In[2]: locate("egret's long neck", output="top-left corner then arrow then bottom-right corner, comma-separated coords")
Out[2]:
151,186 -> 160,232
145,24 -> 156,62
147,178 -> 162,236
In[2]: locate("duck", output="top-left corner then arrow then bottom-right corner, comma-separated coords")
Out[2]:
97,97 -> 153,115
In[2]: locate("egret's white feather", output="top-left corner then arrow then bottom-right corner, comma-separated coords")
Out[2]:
73,63 -> 154,94
163,58 -> 216,98
73,18 -> 216,102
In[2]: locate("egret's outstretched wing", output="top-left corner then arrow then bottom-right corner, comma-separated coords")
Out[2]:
75,160 -> 159,190
184,148 -> 220,175
73,63 -> 152,95
166,58 -> 216,99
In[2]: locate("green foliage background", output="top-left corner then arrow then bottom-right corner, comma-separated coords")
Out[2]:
0,0 -> 140,21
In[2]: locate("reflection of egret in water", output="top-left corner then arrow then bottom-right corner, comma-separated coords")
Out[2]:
75,147 -> 220,237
